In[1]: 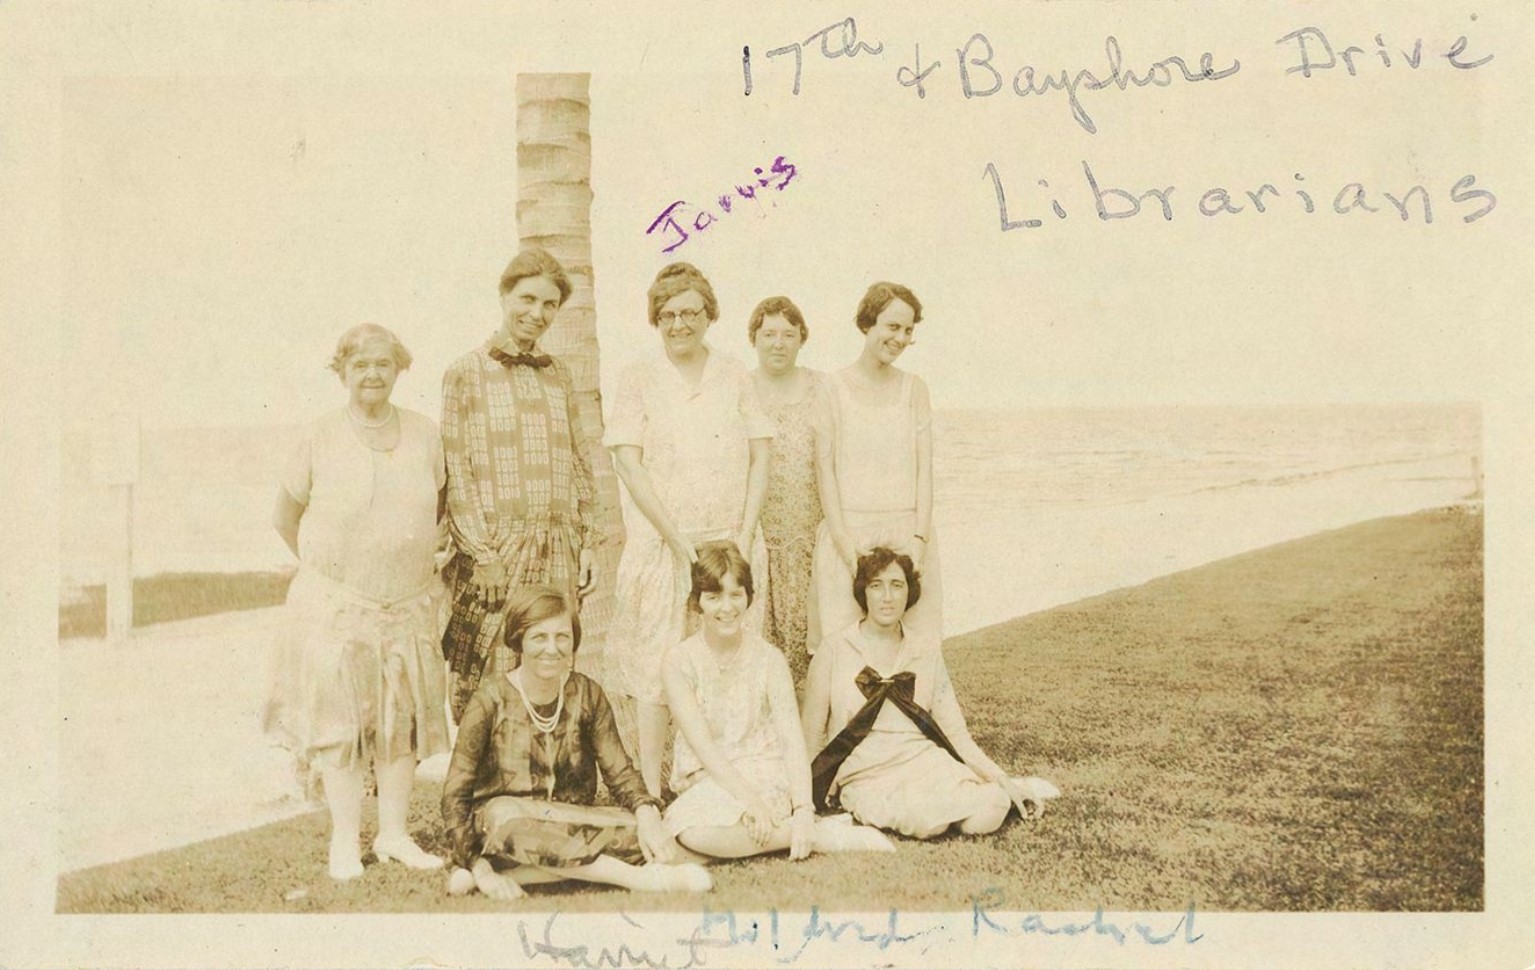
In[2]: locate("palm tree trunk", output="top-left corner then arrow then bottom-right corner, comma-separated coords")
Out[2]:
515,74 -> 624,681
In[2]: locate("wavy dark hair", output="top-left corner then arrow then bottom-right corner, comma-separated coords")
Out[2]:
852,546 -> 922,614
499,247 -> 573,305
854,281 -> 923,334
746,295 -> 808,344
503,585 -> 582,656
688,540 -> 755,612
647,262 -> 719,327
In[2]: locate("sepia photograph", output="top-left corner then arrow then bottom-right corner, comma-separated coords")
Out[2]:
5,2 -> 1533,968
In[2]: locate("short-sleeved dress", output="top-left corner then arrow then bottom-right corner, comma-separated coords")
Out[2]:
439,337 -> 600,720
812,369 -> 942,647
604,347 -> 775,705
263,406 -> 451,778
757,369 -> 826,687
816,623 -> 998,840
662,631 -> 795,836
440,671 -> 662,870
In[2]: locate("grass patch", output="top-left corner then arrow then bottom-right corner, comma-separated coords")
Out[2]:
59,570 -> 295,639
57,508 -> 1483,913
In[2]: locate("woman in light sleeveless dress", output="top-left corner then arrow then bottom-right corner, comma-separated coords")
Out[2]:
812,282 -> 941,649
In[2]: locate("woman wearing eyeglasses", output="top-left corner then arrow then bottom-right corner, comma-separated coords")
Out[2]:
605,262 -> 774,797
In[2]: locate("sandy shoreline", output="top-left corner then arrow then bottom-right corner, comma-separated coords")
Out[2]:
57,460 -> 1476,873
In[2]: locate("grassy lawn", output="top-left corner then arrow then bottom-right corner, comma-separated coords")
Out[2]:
59,570 -> 295,639
56,507 -> 1483,913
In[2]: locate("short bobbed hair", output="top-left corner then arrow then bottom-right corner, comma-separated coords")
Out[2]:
688,540 -> 755,612
747,296 -> 809,345
328,323 -> 413,377
499,247 -> 573,305
647,262 -> 719,327
852,546 -> 922,614
854,282 -> 924,334
503,585 -> 583,657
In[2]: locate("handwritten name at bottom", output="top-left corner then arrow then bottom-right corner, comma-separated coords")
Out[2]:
513,898 -> 1204,969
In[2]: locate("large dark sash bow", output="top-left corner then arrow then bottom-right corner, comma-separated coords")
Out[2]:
810,666 -> 965,810
489,348 -> 553,369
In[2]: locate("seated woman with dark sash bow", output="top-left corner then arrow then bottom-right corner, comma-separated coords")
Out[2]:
800,547 -> 1060,839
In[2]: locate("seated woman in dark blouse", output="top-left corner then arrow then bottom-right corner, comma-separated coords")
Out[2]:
441,586 -> 713,898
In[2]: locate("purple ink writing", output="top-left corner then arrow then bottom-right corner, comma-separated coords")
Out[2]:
646,155 -> 801,254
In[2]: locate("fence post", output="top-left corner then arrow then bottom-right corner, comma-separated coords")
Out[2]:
91,412 -> 141,642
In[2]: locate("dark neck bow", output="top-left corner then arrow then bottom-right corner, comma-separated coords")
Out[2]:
810,665 -> 964,811
490,347 -> 553,369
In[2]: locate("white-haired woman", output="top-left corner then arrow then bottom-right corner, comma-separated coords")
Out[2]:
265,323 -> 451,881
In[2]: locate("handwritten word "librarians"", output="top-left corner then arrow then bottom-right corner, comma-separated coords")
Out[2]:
646,155 -> 800,254
983,161 -> 1497,230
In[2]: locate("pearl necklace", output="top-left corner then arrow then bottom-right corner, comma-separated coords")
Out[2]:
348,404 -> 396,429
513,668 -> 567,800
514,668 -> 567,734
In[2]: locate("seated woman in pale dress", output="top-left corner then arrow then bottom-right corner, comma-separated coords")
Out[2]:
801,547 -> 1060,840
265,323 -> 450,880
662,542 -> 892,859
441,587 -> 713,899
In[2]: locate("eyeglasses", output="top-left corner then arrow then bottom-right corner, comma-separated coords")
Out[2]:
658,309 -> 705,327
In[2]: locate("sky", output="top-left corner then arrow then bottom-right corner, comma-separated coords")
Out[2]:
54,5 -> 1513,431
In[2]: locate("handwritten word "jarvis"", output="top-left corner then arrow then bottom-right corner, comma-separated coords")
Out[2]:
646,155 -> 800,255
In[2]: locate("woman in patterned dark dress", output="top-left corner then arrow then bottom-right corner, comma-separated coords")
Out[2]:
441,586 -> 712,899
440,248 -> 600,721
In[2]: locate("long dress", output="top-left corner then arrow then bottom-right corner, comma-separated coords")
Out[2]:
815,622 -> 1004,839
662,630 -> 795,837
441,671 -> 662,870
440,335 -> 599,720
812,369 -> 942,647
263,406 -> 451,778
757,369 -> 825,687
603,346 -> 774,706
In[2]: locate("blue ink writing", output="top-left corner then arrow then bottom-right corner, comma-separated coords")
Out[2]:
518,912 -> 701,969
784,907 -> 919,963
972,889 -> 1204,945
679,906 -> 938,965
647,155 -> 800,254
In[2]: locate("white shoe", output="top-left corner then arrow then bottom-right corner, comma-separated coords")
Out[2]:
415,753 -> 451,783
446,866 -> 477,896
328,842 -> 364,881
373,835 -> 444,870
1014,776 -> 1061,801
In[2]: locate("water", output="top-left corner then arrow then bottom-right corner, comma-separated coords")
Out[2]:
932,404 -> 1478,517
60,404 -> 1480,630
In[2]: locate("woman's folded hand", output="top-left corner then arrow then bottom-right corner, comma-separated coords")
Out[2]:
636,805 -> 678,864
